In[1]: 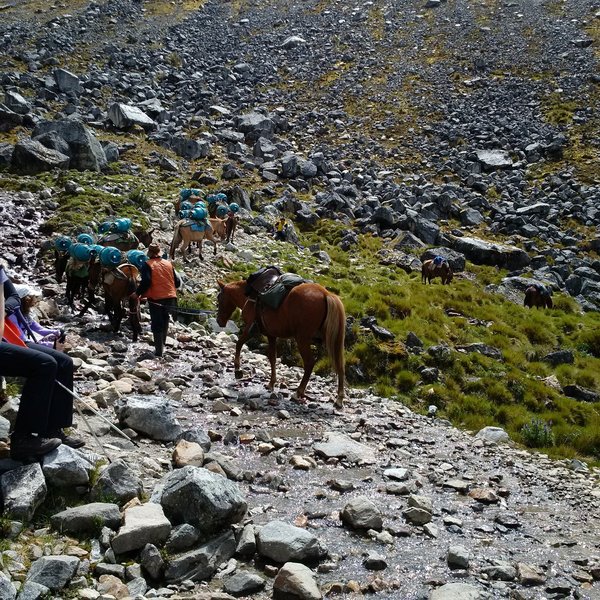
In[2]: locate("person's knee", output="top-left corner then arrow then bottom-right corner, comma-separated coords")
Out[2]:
37,354 -> 58,376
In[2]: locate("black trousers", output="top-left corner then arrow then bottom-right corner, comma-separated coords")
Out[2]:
0,341 -> 74,435
148,298 -> 177,350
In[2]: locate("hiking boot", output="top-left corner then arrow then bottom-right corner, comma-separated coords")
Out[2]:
10,433 -> 62,460
48,429 -> 85,449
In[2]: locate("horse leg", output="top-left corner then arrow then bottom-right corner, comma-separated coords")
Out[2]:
294,337 -> 315,401
267,336 -> 277,391
234,323 -> 252,378
198,238 -> 204,261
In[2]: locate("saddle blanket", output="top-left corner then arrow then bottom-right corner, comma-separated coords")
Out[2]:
181,219 -> 211,232
259,273 -> 307,310
100,232 -> 136,244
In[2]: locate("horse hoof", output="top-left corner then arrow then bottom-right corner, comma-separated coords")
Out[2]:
234,369 -> 244,379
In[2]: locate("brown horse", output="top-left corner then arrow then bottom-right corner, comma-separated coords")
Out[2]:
102,264 -> 141,339
225,214 -> 239,244
524,286 -> 553,309
209,218 -> 227,241
169,220 -> 219,261
421,259 -> 453,285
216,279 -> 346,407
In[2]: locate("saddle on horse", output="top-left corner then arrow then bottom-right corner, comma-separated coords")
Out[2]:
245,266 -> 306,310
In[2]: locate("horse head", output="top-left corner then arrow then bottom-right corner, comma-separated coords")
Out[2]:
216,280 -> 237,327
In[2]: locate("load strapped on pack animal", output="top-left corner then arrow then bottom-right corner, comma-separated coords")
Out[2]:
98,217 -> 140,250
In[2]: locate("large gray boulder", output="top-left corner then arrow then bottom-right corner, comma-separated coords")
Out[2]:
313,432 -> 376,464
256,521 -> 327,564
53,68 -> 81,93
108,103 -> 156,131
0,463 -> 46,521
0,573 -> 17,600
450,236 -> 530,270
475,149 -> 513,170
430,582 -> 483,599
117,396 -> 182,441
159,466 -> 247,533
164,531 -> 236,583
90,459 -> 143,505
4,90 -> 30,115
32,119 -> 107,171
236,112 -> 275,142
25,556 -> 79,591
340,496 -> 383,531
0,104 -> 23,131
112,503 -> 172,554
11,139 -> 70,175
273,562 -> 322,600
170,136 -> 210,160
41,445 -> 96,487
51,502 -> 121,535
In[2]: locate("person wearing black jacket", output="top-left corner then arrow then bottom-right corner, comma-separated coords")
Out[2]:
0,265 -> 83,459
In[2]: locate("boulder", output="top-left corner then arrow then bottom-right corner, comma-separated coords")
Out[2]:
4,90 -> 30,115
41,445 -> 96,486
256,520 -> 326,563
117,395 -> 182,441
340,496 -> 383,530
450,236 -> 530,270
90,459 -> 143,504
475,426 -> 510,444
224,571 -> 266,597
475,149 -> 513,170
25,556 -> 79,591
313,432 -> 376,464
108,103 -> 156,131
170,136 -> 210,160
282,36 -> 307,49
0,143 -> 13,168
11,139 -> 70,175
159,465 -> 247,533
236,112 -> 275,142
0,573 -> 17,600
0,104 -> 23,131
273,562 -> 322,600
111,503 -> 172,554
0,462 -> 46,520
431,582 -> 482,599
32,119 -> 107,171
164,530 -> 236,583
51,502 -> 121,535
53,68 -> 81,93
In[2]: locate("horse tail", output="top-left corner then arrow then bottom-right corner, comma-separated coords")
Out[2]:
524,288 -> 531,308
324,292 -> 346,384
170,224 -> 181,259
546,295 -> 553,309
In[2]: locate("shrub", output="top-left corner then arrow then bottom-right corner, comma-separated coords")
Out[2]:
396,370 -> 418,392
521,418 -> 555,448
578,328 -> 600,358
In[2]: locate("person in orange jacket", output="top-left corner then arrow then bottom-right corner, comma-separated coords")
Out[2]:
131,243 -> 181,357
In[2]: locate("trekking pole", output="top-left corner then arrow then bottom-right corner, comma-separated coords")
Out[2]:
73,400 -> 113,464
55,381 -> 140,447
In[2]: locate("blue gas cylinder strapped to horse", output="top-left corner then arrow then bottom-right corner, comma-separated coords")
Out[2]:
77,233 -> 95,245
126,250 -> 148,269
98,221 -> 113,234
229,202 -> 240,213
99,246 -> 122,268
112,218 -> 132,233
191,206 -> 207,221
89,244 -> 104,257
54,235 -> 72,252
179,209 -> 191,219
180,200 -> 193,212
207,194 -> 216,205
194,200 -> 206,209
69,243 -> 92,262
216,205 -> 228,218
216,193 -> 228,202
180,188 -> 201,201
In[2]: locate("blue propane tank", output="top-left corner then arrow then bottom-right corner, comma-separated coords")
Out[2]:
54,236 -> 72,252
69,243 -> 92,262
191,206 -> 207,220
99,246 -> 122,268
89,244 -> 104,257
98,221 -> 113,234
194,200 -> 206,209
216,193 -> 228,201
216,205 -> 228,218
113,218 -> 132,233
180,200 -> 193,211
180,188 -> 201,201
179,209 -> 191,219
229,202 -> 240,213
126,250 -> 148,269
77,233 -> 95,245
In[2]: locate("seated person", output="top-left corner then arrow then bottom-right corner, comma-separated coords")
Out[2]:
9,284 -> 64,350
0,266 -> 84,459
274,217 -> 287,241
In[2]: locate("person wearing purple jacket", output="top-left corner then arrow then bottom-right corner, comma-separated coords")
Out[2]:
8,285 -> 64,349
